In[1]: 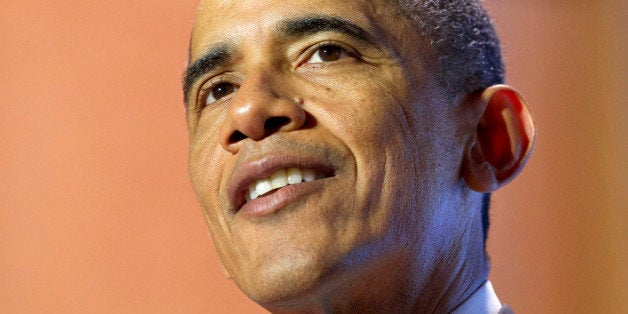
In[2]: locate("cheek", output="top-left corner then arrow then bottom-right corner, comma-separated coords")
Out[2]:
315,70 -> 410,147
188,112 -> 228,217
318,77 -> 419,225
188,133 -> 239,262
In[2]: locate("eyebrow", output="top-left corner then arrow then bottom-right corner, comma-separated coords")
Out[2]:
182,15 -> 376,107
183,43 -> 233,105
279,15 -> 376,45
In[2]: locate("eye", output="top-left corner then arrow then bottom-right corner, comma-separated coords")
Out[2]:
307,45 -> 350,63
205,82 -> 238,106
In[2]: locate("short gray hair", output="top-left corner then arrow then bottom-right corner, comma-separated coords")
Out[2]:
398,1 -> 502,244
398,0 -> 504,95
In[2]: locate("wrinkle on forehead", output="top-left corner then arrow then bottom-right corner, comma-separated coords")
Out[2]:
190,0 -> 256,60
189,0 -> 384,57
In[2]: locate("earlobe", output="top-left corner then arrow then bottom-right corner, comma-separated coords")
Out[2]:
463,85 -> 536,192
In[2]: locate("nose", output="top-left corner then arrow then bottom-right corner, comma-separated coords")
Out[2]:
218,69 -> 306,153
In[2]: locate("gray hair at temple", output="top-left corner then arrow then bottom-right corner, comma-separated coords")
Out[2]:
399,0 -> 504,244
399,0 -> 505,95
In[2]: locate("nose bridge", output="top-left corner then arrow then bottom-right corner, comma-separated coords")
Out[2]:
218,64 -> 306,152
240,64 -> 281,104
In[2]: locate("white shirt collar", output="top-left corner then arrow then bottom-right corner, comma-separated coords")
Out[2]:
451,281 -> 502,314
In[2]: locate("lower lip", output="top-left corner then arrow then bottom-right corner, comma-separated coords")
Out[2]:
237,179 -> 326,218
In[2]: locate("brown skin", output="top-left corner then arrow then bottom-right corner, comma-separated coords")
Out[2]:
185,0 -> 535,312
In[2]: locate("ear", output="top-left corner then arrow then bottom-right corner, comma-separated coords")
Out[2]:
462,85 -> 536,192
220,262 -> 232,279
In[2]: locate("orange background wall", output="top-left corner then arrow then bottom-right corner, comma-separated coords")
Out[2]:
1,1 -> 626,313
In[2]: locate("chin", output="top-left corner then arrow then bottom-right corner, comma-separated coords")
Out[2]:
236,252 -> 334,308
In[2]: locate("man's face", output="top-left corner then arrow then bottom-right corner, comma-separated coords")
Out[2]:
186,0 -> 470,306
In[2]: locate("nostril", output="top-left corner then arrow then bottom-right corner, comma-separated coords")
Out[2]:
228,130 -> 247,144
264,116 -> 291,133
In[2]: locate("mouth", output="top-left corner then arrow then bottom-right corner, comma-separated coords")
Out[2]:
228,156 -> 336,215
245,167 -> 326,202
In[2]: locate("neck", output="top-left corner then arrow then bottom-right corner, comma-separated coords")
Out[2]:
410,226 -> 493,312
267,241 -> 489,313
266,199 -> 490,313
417,229 -> 490,312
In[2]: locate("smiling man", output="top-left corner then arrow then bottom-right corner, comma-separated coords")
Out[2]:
183,0 -> 535,312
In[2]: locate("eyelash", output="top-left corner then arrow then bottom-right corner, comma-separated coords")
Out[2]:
198,77 -> 239,108
196,42 -> 359,108
300,41 -> 357,66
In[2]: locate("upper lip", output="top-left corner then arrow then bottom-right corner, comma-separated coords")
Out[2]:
226,154 -> 336,213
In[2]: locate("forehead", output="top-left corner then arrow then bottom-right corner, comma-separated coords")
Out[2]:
190,0 -> 398,60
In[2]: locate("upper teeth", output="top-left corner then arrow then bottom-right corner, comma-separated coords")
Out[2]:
246,168 -> 322,202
